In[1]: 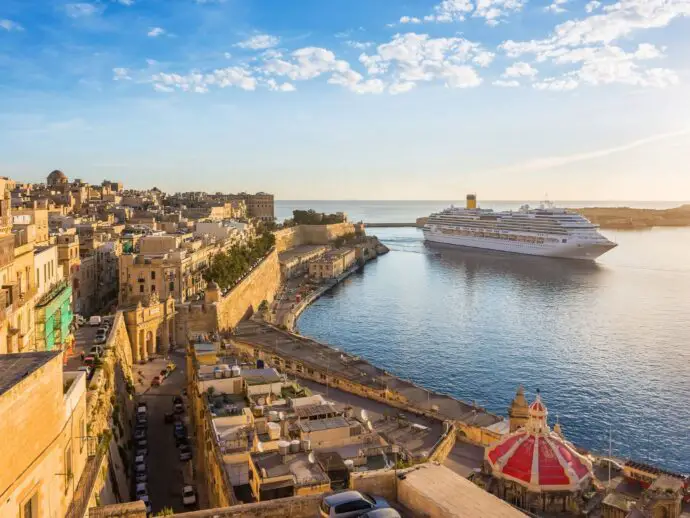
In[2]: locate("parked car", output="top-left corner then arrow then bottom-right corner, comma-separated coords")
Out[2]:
83,355 -> 96,368
135,462 -> 146,474
89,316 -> 102,326
319,491 -> 390,517
136,414 -> 148,426
134,429 -> 147,440
75,314 -> 86,326
176,437 -> 190,449
182,485 -> 197,506
362,510 -> 401,518
135,472 -> 148,484
136,438 -> 148,449
135,483 -> 148,500
164,412 -> 175,424
179,444 -> 192,461
174,402 -> 184,414
151,375 -> 163,387
173,395 -> 183,405
89,346 -> 103,358
136,447 -> 148,458
94,334 -> 106,345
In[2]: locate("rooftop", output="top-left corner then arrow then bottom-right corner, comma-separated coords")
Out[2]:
297,416 -> 355,433
253,451 -> 330,487
242,368 -> 282,386
279,245 -> 328,263
0,351 -> 60,396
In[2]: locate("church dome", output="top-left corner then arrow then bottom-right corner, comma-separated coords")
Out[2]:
486,392 -> 592,493
47,169 -> 68,186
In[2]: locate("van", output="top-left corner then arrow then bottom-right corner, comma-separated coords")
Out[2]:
89,316 -> 102,327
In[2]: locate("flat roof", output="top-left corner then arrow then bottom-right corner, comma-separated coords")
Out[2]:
399,464 -> 527,518
242,368 -> 282,385
297,416 -> 353,433
293,403 -> 340,419
253,451 -> 330,486
0,352 -> 60,397
278,245 -> 327,263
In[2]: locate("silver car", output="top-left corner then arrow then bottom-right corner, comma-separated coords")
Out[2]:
320,491 -> 390,517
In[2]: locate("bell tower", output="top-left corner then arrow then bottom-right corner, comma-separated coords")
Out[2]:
508,385 -> 529,432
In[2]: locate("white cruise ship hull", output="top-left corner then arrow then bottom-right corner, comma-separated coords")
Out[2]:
423,229 -> 616,261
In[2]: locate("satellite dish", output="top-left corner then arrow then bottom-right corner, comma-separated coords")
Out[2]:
308,451 -> 315,464
360,409 -> 369,422
257,441 -> 264,452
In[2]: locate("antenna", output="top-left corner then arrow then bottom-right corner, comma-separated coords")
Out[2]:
308,451 -> 315,464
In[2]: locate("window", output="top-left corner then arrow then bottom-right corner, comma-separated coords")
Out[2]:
151,271 -> 156,280
21,493 -> 37,518
139,285 -> 144,293
169,281 -> 175,292
151,285 -> 156,292
64,444 -> 73,493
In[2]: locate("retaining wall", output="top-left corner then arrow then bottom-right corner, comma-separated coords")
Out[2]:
172,494 -> 323,518
274,223 -> 355,252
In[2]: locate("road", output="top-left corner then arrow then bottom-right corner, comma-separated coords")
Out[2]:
64,321 -> 110,372
134,351 -> 197,514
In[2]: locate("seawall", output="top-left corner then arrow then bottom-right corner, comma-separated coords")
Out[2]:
274,222 -> 356,252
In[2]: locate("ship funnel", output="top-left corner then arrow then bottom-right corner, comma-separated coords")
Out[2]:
466,194 -> 477,209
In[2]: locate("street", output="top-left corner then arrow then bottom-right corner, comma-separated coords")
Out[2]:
64,319 -> 111,372
134,351 -> 197,514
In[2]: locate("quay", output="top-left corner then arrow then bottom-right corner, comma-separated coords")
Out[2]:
364,222 -> 420,228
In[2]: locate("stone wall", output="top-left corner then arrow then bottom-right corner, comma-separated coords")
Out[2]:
351,469 -> 397,502
274,223 -> 356,252
215,249 -> 280,331
172,494 -> 323,518
82,311 -> 136,511
178,249 -> 281,338
428,423 -> 457,463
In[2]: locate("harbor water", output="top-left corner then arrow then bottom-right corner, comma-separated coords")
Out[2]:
278,201 -> 690,473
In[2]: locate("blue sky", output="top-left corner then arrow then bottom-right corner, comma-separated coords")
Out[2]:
1,0 -> 689,200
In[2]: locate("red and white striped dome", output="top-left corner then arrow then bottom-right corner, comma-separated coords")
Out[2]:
486,393 -> 592,493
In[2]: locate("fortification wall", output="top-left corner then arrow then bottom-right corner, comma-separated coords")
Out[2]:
172,494 -> 323,518
216,249 -> 280,330
274,223 -> 356,252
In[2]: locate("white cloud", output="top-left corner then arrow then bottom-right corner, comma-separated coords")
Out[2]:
148,27 -> 165,37
115,0 -> 135,5
442,65 -> 482,88
0,19 -> 24,31
545,0 -> 568,14
235,34 -> 280,50
262,47 -> 350,81
266,79 -> 296,92
151,66 -> 258,93
65,3 -> 101,18
146,58 -> 158,66
224,52 -> 232,59
153,84 -> 174,93
584,1 -> 601,12
112,67 -> 131,80
389,81 -> 417,94
473,0 -> 525,25
327,69 -> 385,94
473,51 -> 495,67
345,41 -> 373,50
634,43 -> 663,60
400,16 -> 422,24
504,61 -> 538,77
426,0 -> 474,22
493,79 -> 520,87
533,77 -> 579,90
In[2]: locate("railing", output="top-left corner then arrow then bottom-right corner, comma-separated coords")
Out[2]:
64,436 -> 108,518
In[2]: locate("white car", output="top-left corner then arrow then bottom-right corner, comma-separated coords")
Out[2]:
182,485 -> 197,506
89,316 -> 102,326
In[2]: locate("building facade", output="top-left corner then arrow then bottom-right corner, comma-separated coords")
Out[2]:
0,352 -> 88,518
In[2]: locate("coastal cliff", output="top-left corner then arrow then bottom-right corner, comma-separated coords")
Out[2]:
575,205 -> 690,229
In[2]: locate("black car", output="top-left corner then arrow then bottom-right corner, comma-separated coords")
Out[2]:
173,395 -> 183,405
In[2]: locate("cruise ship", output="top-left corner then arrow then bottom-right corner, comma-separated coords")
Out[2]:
422,195 -> 617,260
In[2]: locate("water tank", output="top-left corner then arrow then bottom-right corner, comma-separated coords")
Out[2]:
278,440 -> 290,456
231,365 -> 241,377
290,439 -> 301,453
257,359 -> 265,369
257,397 -> 266,406
344,459 -> 355,470
301,439 -> 311,452
268,410 -> 278,422
214,369 -> 223,379
218,364 -> 230,371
